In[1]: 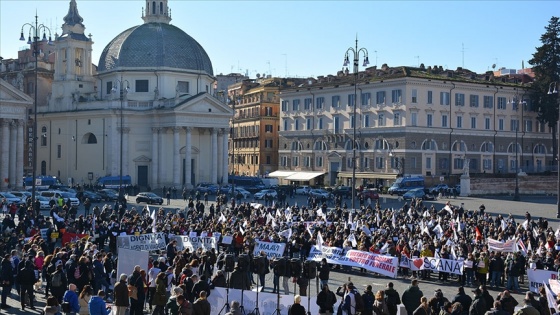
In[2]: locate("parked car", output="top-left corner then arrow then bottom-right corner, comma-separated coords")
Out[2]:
195,183 -> 213,194
295,186 -> 311,195
135,192 -> 164,205
0,192 -> 23,205
309,189 -> 331,199
254,189 -> 278,200
228,187 -> 251,199
97,189 -> 119,201
82,191 -> 103,203
429,184 -> 449,195
9,191 -> 31,201
35,195 -> 51,210
38,191 -> 80,207
359,189 -> 379,200
332,186 -> 352,198
403,188 -> 435,201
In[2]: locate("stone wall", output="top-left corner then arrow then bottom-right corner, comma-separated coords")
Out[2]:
470,175 -> 557,195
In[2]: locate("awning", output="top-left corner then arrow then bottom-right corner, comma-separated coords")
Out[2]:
338,172 -> 398,180
285,172 -> 325,181
267,171 -> 296,178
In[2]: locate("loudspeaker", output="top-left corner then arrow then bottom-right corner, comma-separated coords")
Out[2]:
304,260 -> 317,279
255,256 -> 267,275
225,254 -> 235,272
290,258 -> 301,277
273,257 -> 287,277
238,254 -> 249,272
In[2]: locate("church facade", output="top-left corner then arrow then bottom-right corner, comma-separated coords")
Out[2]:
37,0 -> 232,189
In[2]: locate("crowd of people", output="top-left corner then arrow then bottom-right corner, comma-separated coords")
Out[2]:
0,190 -> 559,315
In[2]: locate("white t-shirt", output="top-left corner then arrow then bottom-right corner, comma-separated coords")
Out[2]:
148,267 -> 161,288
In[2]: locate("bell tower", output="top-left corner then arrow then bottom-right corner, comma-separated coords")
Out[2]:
51,0 -> 95,109
142,0 -> 171,24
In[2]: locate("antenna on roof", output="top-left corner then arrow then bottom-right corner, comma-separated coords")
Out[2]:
461,43 -> 468,68
415,56 -> 420,67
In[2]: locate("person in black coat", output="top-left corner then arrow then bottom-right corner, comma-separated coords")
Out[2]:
192,275 -> 211,300
316,284 -> 336,315
211,270 -> 227,288
470,289 -> 487,315
50,263 -> 68,303
452,286 -> 473,315
0,254 -> 14,309
228,266 -> 249,290
318,258 -> 330,289
18,260 -> 38,310
290,295 -> 306,315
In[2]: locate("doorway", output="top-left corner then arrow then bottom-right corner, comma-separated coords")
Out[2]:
137,165 -> 148,190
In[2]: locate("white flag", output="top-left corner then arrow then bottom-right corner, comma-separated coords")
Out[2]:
376,211 -> 381,224
243,219 -> 248,228
450,246 -> 457,260
380,242 -> 389,254
361,225 -> 372,236
347,234 -> 358,247
316,231 -> 324,252
239,226 -> 245,235
392,212 -> 397,229
218,213 -> 227,223
266,213 -> 275,224
417,239 -> 423,251
279,228 -> 292,240
501,219 -> 507,232
432,224 -> 443,238
306,224 -> 313,236
276,208 -> 282,218
150,208 -> 157,233
435,249 -> 440,258
348,212 -> 353,225
522,220 -> 529,230
533,228 -> 539,239
544,282 -> 558,311
444,205 -> 453,215
271,219 -> 277,228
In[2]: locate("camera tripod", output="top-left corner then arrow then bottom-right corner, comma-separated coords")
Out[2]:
271,286 -> 281,315
217,271 -> 231,315
251,275 -> 262,315
307,277 -> 312,315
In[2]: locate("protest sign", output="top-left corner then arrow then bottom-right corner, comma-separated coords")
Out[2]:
116,248 -> 149,283
221,235 -> 233,245
528,269 -> 558,293
308,246 -> 398,278
419,257 -> 464,275
487,238 -> 517,252
399,256 -> 422,271
253,240 -> 286,259
40,228 -> 49,241
174,236 -> 218,252
117,232 -> 167,251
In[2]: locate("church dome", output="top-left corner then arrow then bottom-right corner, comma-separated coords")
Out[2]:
97,22 -> 213,75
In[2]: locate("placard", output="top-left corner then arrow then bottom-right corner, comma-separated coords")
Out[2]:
117,232 -> 167,251
173,236 -> 218,252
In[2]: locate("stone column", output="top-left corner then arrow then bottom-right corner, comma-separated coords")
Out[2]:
159,128 -> 166,184
122,127 -> 130,178
222,129 -> 229,184
217,130 -> 224,183
211,128 -> 218,184
112,123 -> 119,176
1,120 -> 10,191
9,121 -> 17,188
151,128 -> 159,188
184,127 -> 192,188
173,127 -> 181,186
16,120 -> 24,189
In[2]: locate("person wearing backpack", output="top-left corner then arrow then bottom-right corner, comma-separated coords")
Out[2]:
361,285 -> 375,315
384,282 -> 401,315
51,262 -> 68,303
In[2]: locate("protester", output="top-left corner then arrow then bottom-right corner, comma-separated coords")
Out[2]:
192,291 -> 211,315
513,298 -> 540,315
290,295 -> 307,315
78,285 -> 93,315
317,284 -> 337,315
384,282 -> 401,315
152,272 -> 168,315
403,280 -> 424,315
63,283 -> 80,315
470,288 -> 487,315
88,290 -> 111,315
225,300 -> 242,315
113,274 -> 130,315
413,296 -> 431,315
166,287 -> 184,315
44,295 -> 62,315
176,294 -> 193,315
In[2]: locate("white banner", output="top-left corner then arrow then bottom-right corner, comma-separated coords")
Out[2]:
117,248 -> 149,281
308,246 -> 398,278
528,269 -> 558,293
487,238 -> 517,252
117,232 -> 167,251
253,240 -> 286,259
173,236 -> 218,252
418,257 -> 464,275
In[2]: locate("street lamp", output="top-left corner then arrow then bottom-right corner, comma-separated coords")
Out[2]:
19,14 -> 52,216
343,38 -> 369,211
513,127 -> 520,201
548,81 -> 559,217
112,76 -> 129,202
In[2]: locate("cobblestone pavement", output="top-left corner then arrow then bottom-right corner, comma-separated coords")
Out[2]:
2,192 -> 557,314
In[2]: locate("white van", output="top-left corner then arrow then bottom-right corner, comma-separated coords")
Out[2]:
39,190 -> 80,207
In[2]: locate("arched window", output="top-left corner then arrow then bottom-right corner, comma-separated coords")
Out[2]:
480,142 -> 494,153
291,141 -> 302,151
451,141 -> 467,152
507,142 -> 522,154
533,144 -> 546,154
421,139 -> 437,151
82,132 -> 98,144
314,141 -> 327,151
345,139 -> 360,151
152,1 -> 156,14
160,2 -> 163,14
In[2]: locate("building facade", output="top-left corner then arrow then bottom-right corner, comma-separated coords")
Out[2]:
34,0 -> 232,189
278,65 -> 552,187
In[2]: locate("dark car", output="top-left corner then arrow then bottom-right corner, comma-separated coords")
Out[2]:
82,191 -> 103,203
97,189 -> 119,201
332,186 -> 352,198
403,188 -> 435,201
135,192 -> 163,205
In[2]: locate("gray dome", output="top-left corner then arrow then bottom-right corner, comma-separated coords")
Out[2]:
98,23 -> 213,75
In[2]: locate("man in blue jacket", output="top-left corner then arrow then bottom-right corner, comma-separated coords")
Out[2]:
89,290 -> 111,315
63,283 -> 80,315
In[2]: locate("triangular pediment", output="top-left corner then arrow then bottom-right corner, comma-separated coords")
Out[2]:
328,151 -> 342,158
174,92 -> 233,115
0,78 -> 34,103
133,155 -> 152,162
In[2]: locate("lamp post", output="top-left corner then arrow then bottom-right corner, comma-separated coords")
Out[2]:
513,127 -> 520,201
19,14 -> 52,216
230,93 -> 238,196
548,82 -> 559,217
112,76 -> 129,201
343,38 -> 369,211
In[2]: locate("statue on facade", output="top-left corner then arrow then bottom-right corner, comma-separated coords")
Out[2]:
462,157 -> 470,175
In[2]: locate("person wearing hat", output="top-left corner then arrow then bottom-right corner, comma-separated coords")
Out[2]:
469,288 -> 487,315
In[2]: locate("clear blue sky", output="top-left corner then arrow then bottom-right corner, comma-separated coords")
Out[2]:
0,0 -> 556,79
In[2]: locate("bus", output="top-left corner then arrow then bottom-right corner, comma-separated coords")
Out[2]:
24,176 -> 62,190
95,175 -> 132,189
387,175 -> 425,195
228,176 -> 265,191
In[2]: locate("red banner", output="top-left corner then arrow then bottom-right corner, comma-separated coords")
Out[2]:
61,232 -> 90,246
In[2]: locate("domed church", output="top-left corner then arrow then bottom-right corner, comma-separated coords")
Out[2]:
39,0 -> 232,189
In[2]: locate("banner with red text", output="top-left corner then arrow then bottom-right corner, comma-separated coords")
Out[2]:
487,238 -> 517,252
528,269 -> 558,293
308,246 -> 398,278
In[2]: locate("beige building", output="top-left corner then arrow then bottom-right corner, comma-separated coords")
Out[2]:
278,65 -> 551,187
35,0 -> 232,189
